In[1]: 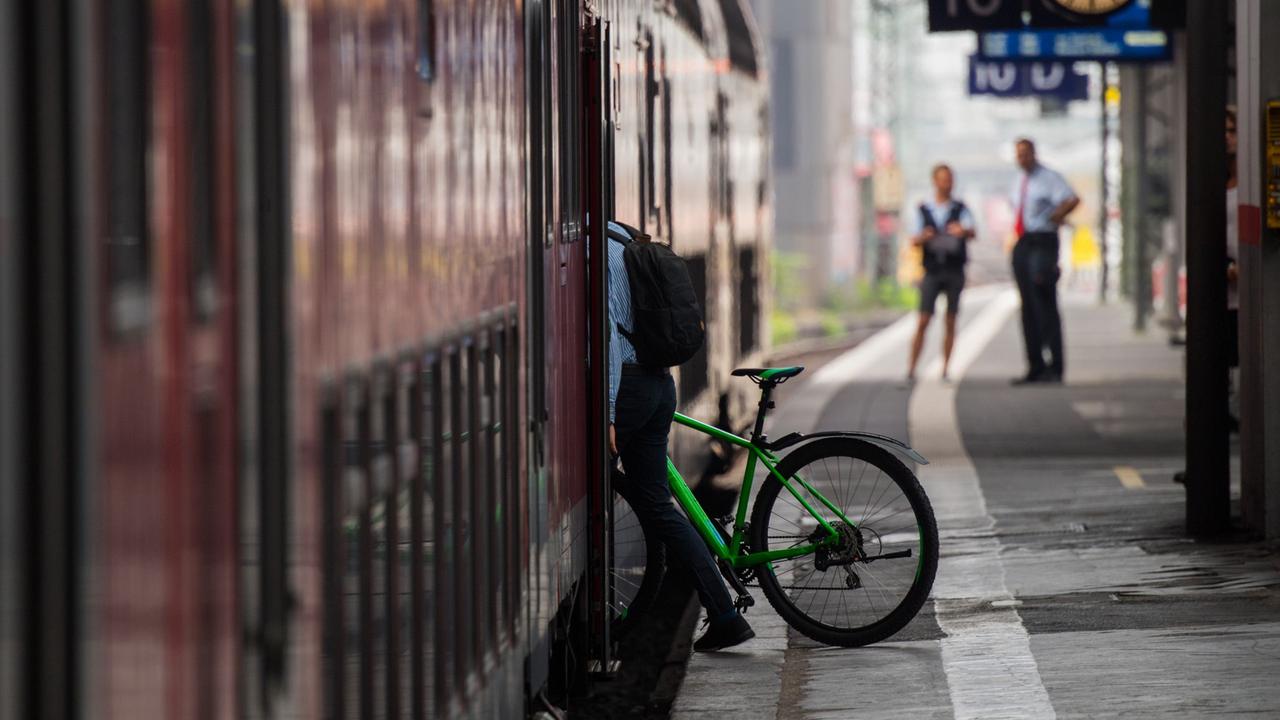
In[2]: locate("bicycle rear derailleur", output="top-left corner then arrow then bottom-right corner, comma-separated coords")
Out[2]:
811,522 -> 865,572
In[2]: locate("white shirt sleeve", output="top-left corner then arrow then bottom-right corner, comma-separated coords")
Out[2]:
1048,170 -> 1076,206
959,204 -> 976,231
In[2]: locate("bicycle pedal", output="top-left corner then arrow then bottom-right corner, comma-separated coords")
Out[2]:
734,594 -> 755,613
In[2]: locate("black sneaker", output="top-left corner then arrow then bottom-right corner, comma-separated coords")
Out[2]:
693,613 -> 755,652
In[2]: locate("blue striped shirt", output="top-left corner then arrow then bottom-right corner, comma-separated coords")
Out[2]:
607,221 -> 638,422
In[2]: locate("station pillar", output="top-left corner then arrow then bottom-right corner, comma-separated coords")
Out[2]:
1235,0 -> 1280,539
1183,2 -> 1231,537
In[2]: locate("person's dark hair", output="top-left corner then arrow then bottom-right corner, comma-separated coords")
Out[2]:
932,163 -> 953,179
1015,137 -> 1036,152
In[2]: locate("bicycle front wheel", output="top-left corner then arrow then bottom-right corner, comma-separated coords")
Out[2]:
749,438 -> 938,647
610,479 -> 666,636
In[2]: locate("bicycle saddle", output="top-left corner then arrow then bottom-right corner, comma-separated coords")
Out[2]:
731,366 -> 805,383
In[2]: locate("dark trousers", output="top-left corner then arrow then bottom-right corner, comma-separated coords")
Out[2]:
614,372 -> 735,619
1011,233 -> 1065,377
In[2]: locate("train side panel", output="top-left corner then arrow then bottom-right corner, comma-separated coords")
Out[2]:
283,0 -> 529,716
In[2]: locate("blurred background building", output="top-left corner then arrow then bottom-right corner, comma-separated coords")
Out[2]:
749,0 -> 858,311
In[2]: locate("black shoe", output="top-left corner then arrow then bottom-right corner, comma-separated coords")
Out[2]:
1041,371 -> 1063,384
1011,372 -> 1044,386
693,613 -> 755,652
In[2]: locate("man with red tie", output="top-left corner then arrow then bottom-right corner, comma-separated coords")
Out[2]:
1010,138 -> 1079,384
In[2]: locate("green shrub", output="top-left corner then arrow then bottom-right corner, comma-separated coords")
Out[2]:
819,311 -> 845,338
771,309 -> 798,346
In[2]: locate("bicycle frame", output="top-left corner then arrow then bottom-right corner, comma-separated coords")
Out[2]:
668,412 -> 856,569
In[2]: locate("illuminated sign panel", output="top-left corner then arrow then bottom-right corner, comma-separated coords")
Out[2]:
929,0 -> 1175,33
968,57 -> 1090,100
978,28 -> 1171,61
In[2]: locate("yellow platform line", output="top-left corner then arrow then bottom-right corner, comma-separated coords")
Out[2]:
1114,465 -> 1146,489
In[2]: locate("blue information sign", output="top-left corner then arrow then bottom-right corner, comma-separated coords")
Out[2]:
968,57 -> 1090,101
978,28 -> 1171,62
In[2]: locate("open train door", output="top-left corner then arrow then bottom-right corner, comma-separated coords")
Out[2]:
582,10 -> 614,675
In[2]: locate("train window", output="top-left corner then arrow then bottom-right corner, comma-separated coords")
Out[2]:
353,379 -> 375,720
437,348 -> 456,711
105,0 -> 152,334
370,370 -> 394,717
771,39 -> 795,173
415,0 -> 436,82
411,355 -> 435,718
471,334 -> 493,662
338,379 -> 367,720
450,342 -> 473,689
320,385 -> 347,717
489,325 -> 507,643
737,247 -> 759,357
557,0 -> 581,241
671,0 -> 705,39
188,0 -> 218,321
427,352 -> 449,716
642,36 -> 655,233
679,255 -> 709,404
716,0 -> 759,76
503,318 -> 520,638
661,50 -> 673,241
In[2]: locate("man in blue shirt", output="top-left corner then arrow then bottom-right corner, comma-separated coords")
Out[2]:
907,164 -> 976,383
607,221 -> 753,652
1010,138 -> 1079,384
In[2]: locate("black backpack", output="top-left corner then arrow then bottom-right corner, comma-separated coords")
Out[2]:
918,201 -> 969,273
609,224 -> 705,368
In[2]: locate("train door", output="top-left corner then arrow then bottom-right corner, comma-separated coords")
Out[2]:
582,9 -> 614,674
526,0 -> 591,690
5,3 -> 85,718
549,0 -> 590,597
524,0 -> 555,689
178,2 -> 242,715
235,0 -> 292,717
0,0 -> 20,713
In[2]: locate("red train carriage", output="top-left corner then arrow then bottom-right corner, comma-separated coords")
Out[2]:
0,0 -> 768,718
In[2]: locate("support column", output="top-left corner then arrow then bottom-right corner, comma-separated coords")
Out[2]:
1235,0 -> 1280,539
1184,6 -> 1231,536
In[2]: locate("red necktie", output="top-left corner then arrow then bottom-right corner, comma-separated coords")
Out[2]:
1014,174 -> 1029,238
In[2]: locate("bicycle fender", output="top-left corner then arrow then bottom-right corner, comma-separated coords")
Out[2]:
766,430 -> 929,466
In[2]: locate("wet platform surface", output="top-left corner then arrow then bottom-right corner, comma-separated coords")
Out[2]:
672,286 -> 1280,719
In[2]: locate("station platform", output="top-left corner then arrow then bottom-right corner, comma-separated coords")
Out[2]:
672,286 -> 1280,719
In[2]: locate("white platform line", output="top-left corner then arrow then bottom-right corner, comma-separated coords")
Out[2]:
909,288 -> 1058,720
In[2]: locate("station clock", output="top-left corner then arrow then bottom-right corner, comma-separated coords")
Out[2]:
1050,0 -> 1132,14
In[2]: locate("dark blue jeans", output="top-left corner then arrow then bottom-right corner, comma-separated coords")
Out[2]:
1012,233 -> 1064,377
614,372 -> 735,619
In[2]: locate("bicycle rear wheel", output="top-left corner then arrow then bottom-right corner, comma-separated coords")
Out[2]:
749,438 -> 938,647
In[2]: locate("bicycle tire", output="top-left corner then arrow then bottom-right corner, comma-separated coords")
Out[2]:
610,483 -> 667,636
749,437 -> 938,647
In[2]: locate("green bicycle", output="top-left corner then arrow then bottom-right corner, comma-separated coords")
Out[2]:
611,366 -> 939,647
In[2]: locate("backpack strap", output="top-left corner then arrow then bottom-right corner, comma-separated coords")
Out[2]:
919,204 -> 937,232
945,201 -> 967,227
607,225 -> 633,244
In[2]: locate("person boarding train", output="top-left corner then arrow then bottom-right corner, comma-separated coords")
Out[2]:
607,220 -> 755,652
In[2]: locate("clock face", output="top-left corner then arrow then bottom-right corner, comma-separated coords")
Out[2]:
1053,0 -> 1132,14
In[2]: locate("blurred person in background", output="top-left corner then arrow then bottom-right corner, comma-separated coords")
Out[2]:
1010,138 -> 1079,385
907,164 -> 976,383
